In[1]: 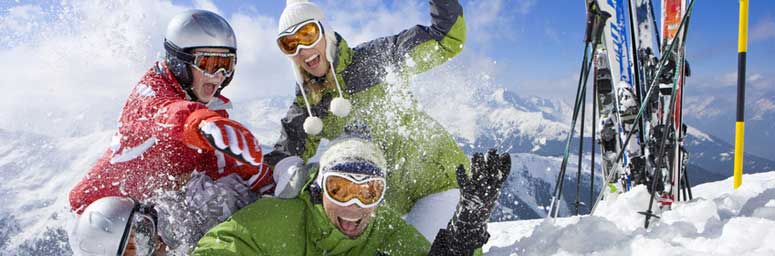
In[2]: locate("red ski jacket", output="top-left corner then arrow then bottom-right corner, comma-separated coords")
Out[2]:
69,62 -> 273,213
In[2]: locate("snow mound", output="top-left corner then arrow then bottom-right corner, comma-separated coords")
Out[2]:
485,172 -> 775,255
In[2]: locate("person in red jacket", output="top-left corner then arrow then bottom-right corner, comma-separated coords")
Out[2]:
69,10 -> 273,215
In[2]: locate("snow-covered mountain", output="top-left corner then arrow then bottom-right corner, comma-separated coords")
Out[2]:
417,84 -> 775,177
411,83 -> 775,222
683,83 -> 775,161
491,153 -> 603,221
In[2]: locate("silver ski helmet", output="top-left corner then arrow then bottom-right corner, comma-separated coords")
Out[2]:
69,197 -> 158,256
164,9 -> 237,99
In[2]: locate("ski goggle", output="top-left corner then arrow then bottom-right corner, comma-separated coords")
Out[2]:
276,20 -> 323,56
127,203 -> 158,256
190,52 -> 236,78
322,172 -> 386,208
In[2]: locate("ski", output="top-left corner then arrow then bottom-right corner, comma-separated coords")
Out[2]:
594,0 -> 645,198
662,0 -> 688,209
641,0 -> 695,228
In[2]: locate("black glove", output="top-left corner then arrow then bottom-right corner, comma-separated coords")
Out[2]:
429,149 -> 511,256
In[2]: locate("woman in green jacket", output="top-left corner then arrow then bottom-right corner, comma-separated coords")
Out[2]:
264,0 -> 470,239
194,126 -> 510,255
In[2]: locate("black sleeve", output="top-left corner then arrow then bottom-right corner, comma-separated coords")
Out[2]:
263,103 -> 309,167
343,0 -> 465,93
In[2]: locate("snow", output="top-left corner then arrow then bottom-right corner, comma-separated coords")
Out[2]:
686,125 -> 713,142
484,172 -> 775,255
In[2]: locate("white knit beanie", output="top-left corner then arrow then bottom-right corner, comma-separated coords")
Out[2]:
314,123 -> 387,186
278,0 -> 338,86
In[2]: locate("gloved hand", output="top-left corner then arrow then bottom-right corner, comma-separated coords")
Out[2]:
430,149 -> 511,256
184,109 -> 264,167
272,156 -> 310,199
154,172 -> 258,253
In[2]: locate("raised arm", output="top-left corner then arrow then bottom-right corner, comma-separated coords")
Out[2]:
349,0 -> 465,83
429,150 -> 510,256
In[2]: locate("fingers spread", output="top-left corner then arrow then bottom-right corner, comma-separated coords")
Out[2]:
472,152 -> 485,182
498,153 -> 511,183
455,164 -> 468,188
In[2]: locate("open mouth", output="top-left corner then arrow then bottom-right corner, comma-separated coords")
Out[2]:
203,83 -> 218,97
336,216 -> 363,236
304,53 -> 321,69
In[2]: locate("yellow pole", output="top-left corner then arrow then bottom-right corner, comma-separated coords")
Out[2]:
734,0 -> 748,189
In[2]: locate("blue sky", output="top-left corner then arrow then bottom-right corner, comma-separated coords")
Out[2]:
158,0 -> 775,99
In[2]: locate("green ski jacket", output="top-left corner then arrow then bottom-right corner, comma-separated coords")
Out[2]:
265,0 -> 469,215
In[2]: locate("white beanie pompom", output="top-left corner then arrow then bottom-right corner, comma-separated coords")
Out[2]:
303,116 -> 324,135
329,97 -> 352,117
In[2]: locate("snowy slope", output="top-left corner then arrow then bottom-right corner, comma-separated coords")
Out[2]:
0,129 -> 113,254
484,172 -> 775,255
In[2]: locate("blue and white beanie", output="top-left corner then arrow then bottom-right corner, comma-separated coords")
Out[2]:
315,124 -> 387,185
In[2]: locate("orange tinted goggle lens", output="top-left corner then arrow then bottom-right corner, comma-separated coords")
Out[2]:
194,55 -> 235,75
277,22 -> 321,55
325,176 -> 385,205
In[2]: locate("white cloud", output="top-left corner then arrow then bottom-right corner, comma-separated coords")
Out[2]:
320,0 -> 425,46
0,4 -> 46,45
226,13 -> 296,101
751,16 -> 775,42
515,0 -> 537,15
193,0 -> 221,14
720,71 -> 738,86
717,71 -> 767,87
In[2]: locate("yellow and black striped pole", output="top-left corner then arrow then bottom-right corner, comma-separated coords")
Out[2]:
734,0 -> 748,189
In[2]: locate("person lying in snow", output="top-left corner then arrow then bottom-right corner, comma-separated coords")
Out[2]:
194,124 -> 510,255
68,10 -> 274,254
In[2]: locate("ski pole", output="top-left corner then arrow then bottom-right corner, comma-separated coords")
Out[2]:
591,69 -> 597,210
552,39 -> 598,219
576,83 -> 587,216
733,0 -> 748,189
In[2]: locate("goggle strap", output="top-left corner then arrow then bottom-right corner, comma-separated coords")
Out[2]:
117,210 -> 135,255
163,40 -> 195,63
280,19 -> 317,36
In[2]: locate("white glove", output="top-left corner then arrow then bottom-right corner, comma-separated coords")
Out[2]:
272,156 -> 308,199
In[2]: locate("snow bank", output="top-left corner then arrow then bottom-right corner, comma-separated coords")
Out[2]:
485,172 -> 775,255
